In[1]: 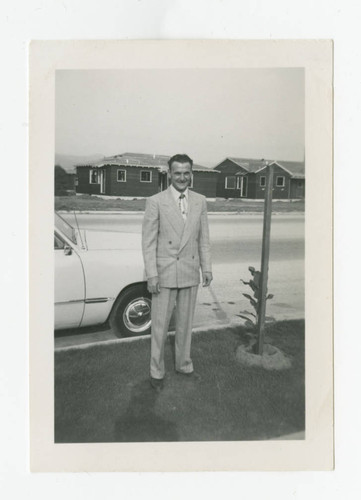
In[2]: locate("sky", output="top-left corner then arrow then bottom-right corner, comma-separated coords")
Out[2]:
55,68 -> 304,167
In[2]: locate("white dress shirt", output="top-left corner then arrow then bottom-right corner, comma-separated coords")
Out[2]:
170,185 -> 188,221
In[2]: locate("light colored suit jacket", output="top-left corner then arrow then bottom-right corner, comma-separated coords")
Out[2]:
142,187 -> 212,288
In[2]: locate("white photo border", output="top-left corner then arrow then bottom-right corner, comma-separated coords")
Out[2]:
29,40 -> 333,472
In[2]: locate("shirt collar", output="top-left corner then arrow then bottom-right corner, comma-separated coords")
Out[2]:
170,184 -> 188,202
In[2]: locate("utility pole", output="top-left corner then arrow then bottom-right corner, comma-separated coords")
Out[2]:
255,163 -> 274,355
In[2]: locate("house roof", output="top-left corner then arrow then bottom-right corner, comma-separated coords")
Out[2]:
77,152 -> 219,173
228,158 -> 269,173
222,157 -> 305,178
272,161 -> 305,178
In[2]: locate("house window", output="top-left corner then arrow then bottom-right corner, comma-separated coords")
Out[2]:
140,170 -> 152,182
260,176 -> 266,187
89,169 -> 99,184
276,176 -> 285,187
225,176 -> 236,189
117,169 -> 126,182
297,180 -> 303,187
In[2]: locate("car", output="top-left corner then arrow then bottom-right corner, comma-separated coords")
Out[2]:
54,211 -> 151,337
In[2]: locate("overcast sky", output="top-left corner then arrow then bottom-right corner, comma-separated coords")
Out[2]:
55,68 -> 304,167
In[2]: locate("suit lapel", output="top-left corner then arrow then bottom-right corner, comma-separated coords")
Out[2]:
160,187 -> 185,236
179,190 -> 201,252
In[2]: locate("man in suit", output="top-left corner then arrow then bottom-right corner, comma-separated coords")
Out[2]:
142,154 -> 213,391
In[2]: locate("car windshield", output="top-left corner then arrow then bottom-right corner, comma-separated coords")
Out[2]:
54,212 -> 77,244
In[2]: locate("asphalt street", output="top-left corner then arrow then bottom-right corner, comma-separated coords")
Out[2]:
56,212 -> 304,348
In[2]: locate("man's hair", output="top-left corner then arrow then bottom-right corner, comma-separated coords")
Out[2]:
168,154 -> 193,170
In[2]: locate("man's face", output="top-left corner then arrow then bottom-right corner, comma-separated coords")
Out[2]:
169,161 -> 192,193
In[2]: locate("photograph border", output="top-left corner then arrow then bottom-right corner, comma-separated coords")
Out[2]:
29,39 -> 333,472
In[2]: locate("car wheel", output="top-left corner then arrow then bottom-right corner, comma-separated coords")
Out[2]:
109,283 -> 152,338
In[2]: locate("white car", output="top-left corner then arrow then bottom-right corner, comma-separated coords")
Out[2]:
54,212 -> 151,337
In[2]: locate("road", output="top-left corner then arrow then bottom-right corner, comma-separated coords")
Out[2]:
56,212 -> 304,348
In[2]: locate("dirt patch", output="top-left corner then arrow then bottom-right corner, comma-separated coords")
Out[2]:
236,343 -> 292,370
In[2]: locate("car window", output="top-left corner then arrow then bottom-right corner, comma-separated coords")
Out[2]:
54,233 -> 65,249
54,212 -> 77,244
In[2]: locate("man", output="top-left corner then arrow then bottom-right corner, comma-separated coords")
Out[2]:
142,154 -> 213,391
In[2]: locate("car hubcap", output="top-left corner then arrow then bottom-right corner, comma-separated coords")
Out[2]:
123,297 -> 152,333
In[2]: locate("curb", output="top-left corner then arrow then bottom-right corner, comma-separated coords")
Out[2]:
57,210 -> 305,216
55,316 -> 305,353
55,321 -> 241,353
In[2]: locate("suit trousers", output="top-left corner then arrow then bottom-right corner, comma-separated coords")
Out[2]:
150,285 -> 199,379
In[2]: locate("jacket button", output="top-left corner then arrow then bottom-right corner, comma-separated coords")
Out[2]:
169,241 -> 172,244
192,256 -> 194,259
177,257 -> 179,260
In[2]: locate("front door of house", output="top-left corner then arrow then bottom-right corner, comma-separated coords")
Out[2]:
159,172 -> 168,191
237,176 -> 248,197
100,169 -> 106,194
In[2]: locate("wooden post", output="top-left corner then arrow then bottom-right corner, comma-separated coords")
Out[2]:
255,163 -> 274,355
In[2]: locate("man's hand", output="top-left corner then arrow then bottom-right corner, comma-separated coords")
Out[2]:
147,276 -> 160,295
202,272 -> 213,287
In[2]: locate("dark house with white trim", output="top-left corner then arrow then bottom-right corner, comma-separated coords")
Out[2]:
76,153 -> 219,198
213,157 -> 305,200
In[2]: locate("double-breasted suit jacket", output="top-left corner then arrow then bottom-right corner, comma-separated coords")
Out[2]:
142,187 -> 212,288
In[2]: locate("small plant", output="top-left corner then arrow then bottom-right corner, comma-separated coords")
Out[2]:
237,266 -> 275,341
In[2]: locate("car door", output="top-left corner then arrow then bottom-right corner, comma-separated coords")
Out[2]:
54,232 -> 85,329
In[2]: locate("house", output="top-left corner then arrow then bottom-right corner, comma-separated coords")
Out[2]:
213,157 -> 305,200
214,158 -> 265,198
76,153 -> 219,198
237,160 -> 305,200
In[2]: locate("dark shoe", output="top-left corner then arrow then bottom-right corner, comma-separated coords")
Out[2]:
176,370 -> 201,381
150,377 -> 164,391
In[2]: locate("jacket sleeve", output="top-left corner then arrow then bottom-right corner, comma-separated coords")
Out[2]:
142,196 -> 159,279
199,197 -> 212,273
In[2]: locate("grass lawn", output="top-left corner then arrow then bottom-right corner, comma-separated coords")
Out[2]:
55,319 -> 305,443
55,195 -> 305,213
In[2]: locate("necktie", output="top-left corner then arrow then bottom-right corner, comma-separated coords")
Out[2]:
178,193 -> 187,221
